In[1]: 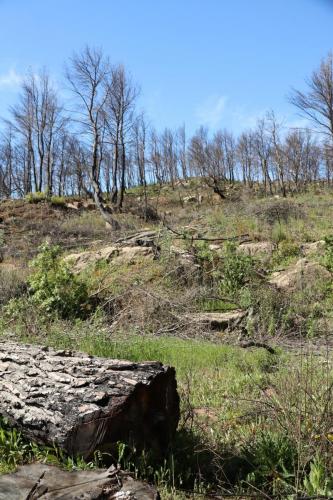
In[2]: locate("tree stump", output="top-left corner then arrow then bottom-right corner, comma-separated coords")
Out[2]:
0,342 -> 179,458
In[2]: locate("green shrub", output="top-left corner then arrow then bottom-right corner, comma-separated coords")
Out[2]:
25,191 -> 48,203
272,239 -> 300,267
50,195 -> 66,207
220,242 -> 255,296
271,221 -> 288,244
27,242 -> 89,319
322,235 -> 333,272
242,431 -> 297,496
303,455 -> 333,497
194,240 -> 214,263
25,192 -> 67,207
0,418 -> 29,471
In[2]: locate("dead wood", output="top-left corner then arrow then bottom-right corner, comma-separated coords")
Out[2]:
0,342 -> 180,459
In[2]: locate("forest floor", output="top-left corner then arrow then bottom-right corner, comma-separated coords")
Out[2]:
1,181 -> 333,498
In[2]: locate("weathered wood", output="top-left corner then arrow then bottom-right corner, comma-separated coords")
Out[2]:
0,463 -> 160,499
0,342 -> 179,459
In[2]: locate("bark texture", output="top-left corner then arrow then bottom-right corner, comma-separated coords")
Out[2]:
0,342 -> 179,459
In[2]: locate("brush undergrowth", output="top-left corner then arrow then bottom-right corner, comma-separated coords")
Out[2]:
2,191 -> 333,497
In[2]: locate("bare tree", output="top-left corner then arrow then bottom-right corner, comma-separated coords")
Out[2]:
284,128 -> 320,190
149,128 -> 164,185
105,64 -> 138,209
160,128 -> 178,188
237,131 -> 257,187
254,117 -> 273,194
323,141 -> 333,184
189,127 -> 227,199
177,124 -> 188,180
290,52 -> 333,140
66,46 -> 119,229
10,70 -> 64,196
221,130 -> 236,184
266,111 -> 288,197
0,125 -> 15,198
132,114 -> 147,187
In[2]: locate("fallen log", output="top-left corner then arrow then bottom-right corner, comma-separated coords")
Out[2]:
0,463 -> 160,499
0,342 -> 179,459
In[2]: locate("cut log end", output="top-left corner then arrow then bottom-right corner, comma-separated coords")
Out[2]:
0,342 -> 180,459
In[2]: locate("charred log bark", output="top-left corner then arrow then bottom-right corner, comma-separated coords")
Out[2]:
0,342 -> 179,459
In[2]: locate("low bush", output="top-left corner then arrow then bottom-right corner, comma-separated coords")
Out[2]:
272,238 -> 300,267
25,191 -> 48,204
322,235 -> 333,272
50,195 -> 66,207
220,242 -> 255,297
27,242 -> 89,319
304,456 -> 333,497
253,198 -> 304,226
241,431 -> 297,496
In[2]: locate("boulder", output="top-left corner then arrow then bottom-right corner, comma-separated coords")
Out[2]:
82,200 -> 96,210
170,246 -> 199,269
0,464 -> 160,500
208,243 -> 222,251
183,196 -> 197,203
65,200 -> 83,210
269,258 -> 331,290
300,240 -> 325,257
237,241 -> 274,257
64,245 -> 155,273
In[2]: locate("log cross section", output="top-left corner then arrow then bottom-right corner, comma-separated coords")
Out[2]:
0,342 -> 180,458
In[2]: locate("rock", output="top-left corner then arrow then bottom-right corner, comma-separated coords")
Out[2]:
64,245 -> 155,272
269,258 -> 331,290
170,246 -> 198,267
190,310 -> 246,330
0,463 -> 160,499
66,200 -> 83,210
208,243 -> 223,252
237,241 -> 274,257
183,196 -> 197,203
82,200 -> 96,210
0,342 -> 180,459
300,240 -> 325,257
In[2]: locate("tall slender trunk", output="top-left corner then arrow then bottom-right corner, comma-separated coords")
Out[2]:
117,139 -> 126,209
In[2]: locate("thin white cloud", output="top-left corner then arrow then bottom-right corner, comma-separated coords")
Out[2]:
230,107 -> 267,131
196,95 -> 228,128
195,97 -> 314,135
0,68 -> 22,88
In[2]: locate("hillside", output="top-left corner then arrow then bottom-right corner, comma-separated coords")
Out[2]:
1,183 -> 333,498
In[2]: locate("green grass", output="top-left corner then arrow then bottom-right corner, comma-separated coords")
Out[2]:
2,322 -> 333,497
4,187 -> 333,496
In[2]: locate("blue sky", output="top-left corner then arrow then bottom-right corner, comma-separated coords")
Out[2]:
0,0 -> 332,135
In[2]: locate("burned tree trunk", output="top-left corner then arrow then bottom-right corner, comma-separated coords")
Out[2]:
0,342 -> 179,459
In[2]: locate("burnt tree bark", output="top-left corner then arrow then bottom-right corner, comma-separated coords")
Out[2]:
0,342 -> 179,459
